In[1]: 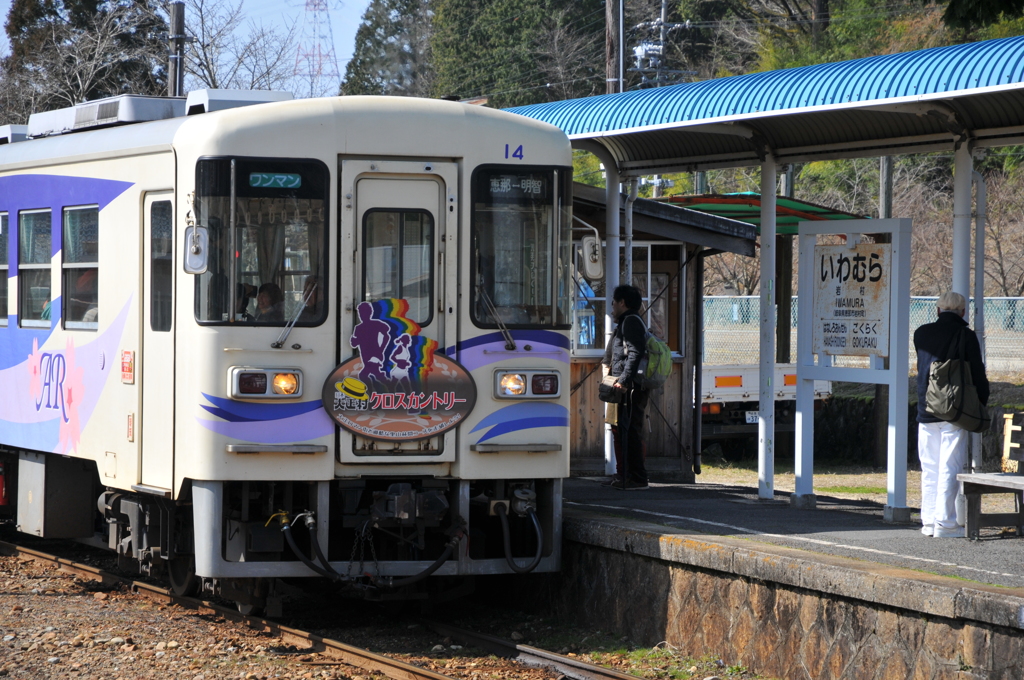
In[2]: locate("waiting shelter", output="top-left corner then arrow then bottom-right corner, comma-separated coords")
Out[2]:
509,35 -> 1024,516
568,183 -> 755,478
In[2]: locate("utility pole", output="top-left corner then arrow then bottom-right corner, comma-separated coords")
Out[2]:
630,0 -> 693,88
631,0 -> 692,195
606,0 -> 620,93
167,1 -> 186,97
812,0 -> 831,46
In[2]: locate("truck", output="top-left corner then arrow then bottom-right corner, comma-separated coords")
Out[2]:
700,364 -> 831,459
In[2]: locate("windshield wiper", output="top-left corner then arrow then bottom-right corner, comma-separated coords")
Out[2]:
476,283 -> 516,350
272,285 -> 316,349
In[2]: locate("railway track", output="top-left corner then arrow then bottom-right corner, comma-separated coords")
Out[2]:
0,539 -> 453,680
422,620 -> 640,680
0,539 -> 638,680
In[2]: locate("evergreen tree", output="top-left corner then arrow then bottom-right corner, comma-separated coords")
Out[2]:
341,0 -> 434,97
943,0 -> 1024,29
431,0 -> 603,108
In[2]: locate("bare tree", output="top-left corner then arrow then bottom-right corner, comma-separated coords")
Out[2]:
180,0 -> 296,91
533,8 -> 603,101
982,173 -> 1024,297
704,250 -> 761,295
8,3 -> 165,113
0,58 -> 41,124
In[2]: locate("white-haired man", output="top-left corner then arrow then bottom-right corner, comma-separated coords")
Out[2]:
913,291 -> 989,538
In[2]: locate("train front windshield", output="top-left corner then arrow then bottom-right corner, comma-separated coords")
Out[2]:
194,158 -> 329,325
471,167 -> 572,329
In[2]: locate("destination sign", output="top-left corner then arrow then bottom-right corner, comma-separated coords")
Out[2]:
485,173 -> 549,200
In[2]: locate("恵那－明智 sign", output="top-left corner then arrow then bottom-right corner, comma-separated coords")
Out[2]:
812,243 -> 892,357
321,299 -> 477,441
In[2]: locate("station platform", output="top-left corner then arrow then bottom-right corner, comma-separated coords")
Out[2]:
554,477 -> 1024,678
564,476 -> 1024,589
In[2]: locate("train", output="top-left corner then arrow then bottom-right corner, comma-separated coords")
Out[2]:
0,91 -> 572,613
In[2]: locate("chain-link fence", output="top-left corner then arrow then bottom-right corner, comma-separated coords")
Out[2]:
704,296 -> 1024,374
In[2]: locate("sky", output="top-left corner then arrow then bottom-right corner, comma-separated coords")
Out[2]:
0,0 -> 372,91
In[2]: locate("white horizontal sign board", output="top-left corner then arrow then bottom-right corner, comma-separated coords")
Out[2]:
812,243 -> 891,357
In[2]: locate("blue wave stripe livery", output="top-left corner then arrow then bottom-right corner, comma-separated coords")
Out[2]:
445,329 -> 570,357
0,305 -> 60,372
475,417 -> 567,443
470,402 -> 569,442
201,393 -> 325,421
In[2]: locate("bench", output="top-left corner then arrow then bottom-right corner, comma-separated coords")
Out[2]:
955,472 -> 1024,540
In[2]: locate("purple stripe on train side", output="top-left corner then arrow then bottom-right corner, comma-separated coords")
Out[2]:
196,407 -> 336,443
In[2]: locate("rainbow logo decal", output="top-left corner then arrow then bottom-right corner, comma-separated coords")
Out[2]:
323,299 -> 476,441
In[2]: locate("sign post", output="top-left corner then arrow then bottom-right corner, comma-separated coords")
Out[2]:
795,219 -> 912,522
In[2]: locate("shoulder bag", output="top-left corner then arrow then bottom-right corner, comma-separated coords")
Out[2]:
924,327 -> 990,433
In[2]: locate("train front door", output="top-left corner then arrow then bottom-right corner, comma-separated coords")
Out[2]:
139,192 -> 175,491
339,159 -> 458,461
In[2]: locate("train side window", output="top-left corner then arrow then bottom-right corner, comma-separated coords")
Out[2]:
0,213 -> 7,326
362,209 -> 433,325
62,206 -> 99,330
151,201 -> 173,332
18,209 -> 52,328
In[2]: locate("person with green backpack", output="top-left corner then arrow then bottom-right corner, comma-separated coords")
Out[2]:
914,291 -> 989,538
603,285 -> 651,490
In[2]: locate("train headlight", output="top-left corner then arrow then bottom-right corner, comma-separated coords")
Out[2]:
238,372 -> 268,394
494,370 -> 561,398
498,373 -> 527,396
531,374 -> 558,395
272,372 -> 299,395
229,367 -> 303,399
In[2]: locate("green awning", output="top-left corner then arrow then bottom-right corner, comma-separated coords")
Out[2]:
659,193 -> 867,235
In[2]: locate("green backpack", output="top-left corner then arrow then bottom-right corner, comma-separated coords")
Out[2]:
626,316 -> 672,391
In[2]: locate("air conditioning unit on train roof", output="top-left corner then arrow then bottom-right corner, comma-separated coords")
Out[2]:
0,124 -> 28,144
27,94 -> 186,138
184,89 -> 293,116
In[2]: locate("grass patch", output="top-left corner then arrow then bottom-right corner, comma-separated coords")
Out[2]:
817,485 -> 886,494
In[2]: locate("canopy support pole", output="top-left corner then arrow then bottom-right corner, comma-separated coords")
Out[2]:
952,144 -> 972,299
574,140 -> 622,476
759,158 -> 777,499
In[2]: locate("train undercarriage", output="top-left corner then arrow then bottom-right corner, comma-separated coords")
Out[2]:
0,449 -> 561,614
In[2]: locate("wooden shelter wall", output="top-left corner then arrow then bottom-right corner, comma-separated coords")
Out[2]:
569,245 -> 699,481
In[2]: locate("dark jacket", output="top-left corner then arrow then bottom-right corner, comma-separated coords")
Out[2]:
608,310 -> 647,388
913,311 -> 989,423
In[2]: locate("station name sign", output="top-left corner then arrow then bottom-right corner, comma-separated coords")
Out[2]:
812,243 -> 891,357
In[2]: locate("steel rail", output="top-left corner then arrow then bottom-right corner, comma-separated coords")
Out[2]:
0,540 -> 456,680
421,619 -> 639,680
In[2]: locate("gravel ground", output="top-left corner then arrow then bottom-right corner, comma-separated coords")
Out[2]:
0,553 -> 346,680
0,548 -> 771,680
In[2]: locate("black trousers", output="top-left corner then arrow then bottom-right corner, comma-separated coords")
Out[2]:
614,388 -> 649,483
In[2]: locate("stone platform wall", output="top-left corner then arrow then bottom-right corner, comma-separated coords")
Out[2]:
547,514 -> 1024,680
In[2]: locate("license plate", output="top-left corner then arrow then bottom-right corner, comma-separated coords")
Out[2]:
745,411 -> 759,424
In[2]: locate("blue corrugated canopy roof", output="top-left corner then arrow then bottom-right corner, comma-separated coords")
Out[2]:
507,36 -> 1024,173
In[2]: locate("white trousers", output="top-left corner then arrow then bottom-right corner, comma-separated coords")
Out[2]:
918,421 -> 967,531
